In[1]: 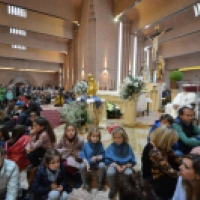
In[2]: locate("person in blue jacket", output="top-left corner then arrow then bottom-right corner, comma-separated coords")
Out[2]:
105,126 -> 136,199
147,113 -> 174,142
79,127 -> 105,191
31,149 -> 68,200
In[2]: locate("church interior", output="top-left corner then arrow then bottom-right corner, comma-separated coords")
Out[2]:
0,0 -> 200,200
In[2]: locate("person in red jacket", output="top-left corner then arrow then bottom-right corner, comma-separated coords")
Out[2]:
6,125 -> 30,171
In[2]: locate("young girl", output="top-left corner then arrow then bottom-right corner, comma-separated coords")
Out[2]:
0,125 -> 10,148
31,149 -> 68,200
79,127 -> 105,191
57,123 -> 84,189
105,126 -> 136,199
6,125 -> 30,170
26,117 -> 56,167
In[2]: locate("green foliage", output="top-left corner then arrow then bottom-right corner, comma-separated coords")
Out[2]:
60,102 -> 92,127
169,70 -> 183,81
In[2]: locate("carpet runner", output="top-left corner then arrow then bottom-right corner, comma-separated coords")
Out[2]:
41,110 -> 63,128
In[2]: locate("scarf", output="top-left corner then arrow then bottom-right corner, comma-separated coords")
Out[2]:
105,142 -> 136,165
46,168 -> 60,182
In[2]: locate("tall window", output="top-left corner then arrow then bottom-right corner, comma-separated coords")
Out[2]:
11,45 -> 27,50
7,5 -> 27,18
10,28 -> 27,36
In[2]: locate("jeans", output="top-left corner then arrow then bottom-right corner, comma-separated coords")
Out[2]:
79,162 -> 105,184
48,191 -> 68,200
27,147 -> 46,167
106,166 -> 133,191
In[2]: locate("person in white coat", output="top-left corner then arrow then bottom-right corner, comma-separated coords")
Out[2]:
0,146 -> 19,200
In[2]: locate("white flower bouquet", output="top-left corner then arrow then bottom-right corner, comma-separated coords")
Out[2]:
73,81 -> 88,96
119,75 -> 146,100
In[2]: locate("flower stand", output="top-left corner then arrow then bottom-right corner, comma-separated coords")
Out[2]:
123,94 -> 138,127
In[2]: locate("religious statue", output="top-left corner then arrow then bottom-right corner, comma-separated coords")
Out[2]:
148,28 -> 167,61
156,56 -> 165,82
87,74 -> 98,97
139,62 -> 149,83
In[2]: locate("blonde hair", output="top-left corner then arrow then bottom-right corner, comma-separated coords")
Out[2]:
87,127 -> 101,141
112,126 -> 129,143
150,126 -> 178,152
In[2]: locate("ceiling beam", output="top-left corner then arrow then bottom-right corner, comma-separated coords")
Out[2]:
0,44 -> 64,63
130,0 -> 197,32
114,0 -> 138,16
0,26 -> 68,53
0,3 -> 73,39
0,57 -> 60,71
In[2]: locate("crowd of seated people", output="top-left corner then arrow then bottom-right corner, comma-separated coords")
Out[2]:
1,93 -> 200,200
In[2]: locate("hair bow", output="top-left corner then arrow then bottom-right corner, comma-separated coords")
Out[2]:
107,124 -> 119,134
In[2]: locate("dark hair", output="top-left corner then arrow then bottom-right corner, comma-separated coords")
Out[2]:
7,125 -> 25,147
178,106 -> 194,116
0,125 -> 10,141
184,154 -> 200,176
119,174 -> 156,200
33,117 -> 56,143
183,154 -> 200,200
25,95 -> 32,100
42,148 -> 60,166
87,127 -> 101,141
160,114 -> 173,125
63,123 -> 78,143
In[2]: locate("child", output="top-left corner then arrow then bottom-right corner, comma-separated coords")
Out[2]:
0,125 -> 10,148
31,149 -> 68,200
79,127 -> 105,191
105,126 -> 136,199
6,125 -> 30,171
119,174 -> 156,200
57,123 -> 84,189
147,114 -> 173,142
26,117 -> 56,167
29,112 -> 37,122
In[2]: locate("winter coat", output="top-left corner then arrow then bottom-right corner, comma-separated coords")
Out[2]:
0,159 -> 19,200
6,135 -> 30,170
31,164 -> 67,200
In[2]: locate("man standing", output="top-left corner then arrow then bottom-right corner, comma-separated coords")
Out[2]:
0,146 -> 19,200
173,106 -> 200,156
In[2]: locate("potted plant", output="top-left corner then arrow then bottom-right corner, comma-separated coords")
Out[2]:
106,102 -> 122,119
169,70 -> 183,89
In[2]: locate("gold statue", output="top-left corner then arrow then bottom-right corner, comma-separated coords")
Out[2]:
87,74 -> 98,96
156,55 -> 165,82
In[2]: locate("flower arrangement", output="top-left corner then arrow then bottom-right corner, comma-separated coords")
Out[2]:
73,81 -> 88,96
60,101 -> 93,127
119,75 -> 146,100
107,102 -> 122,119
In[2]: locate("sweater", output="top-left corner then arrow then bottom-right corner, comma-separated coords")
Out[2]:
105,143 -> 136,166
57,135 -> 84,168
6,135 -> 30,170
80,141 -> 105,165
31,164 -> 67,200
173,117 -> 200,154
0,159 -> 19,200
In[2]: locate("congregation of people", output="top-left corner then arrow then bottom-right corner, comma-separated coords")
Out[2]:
0,88 -> 200,200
